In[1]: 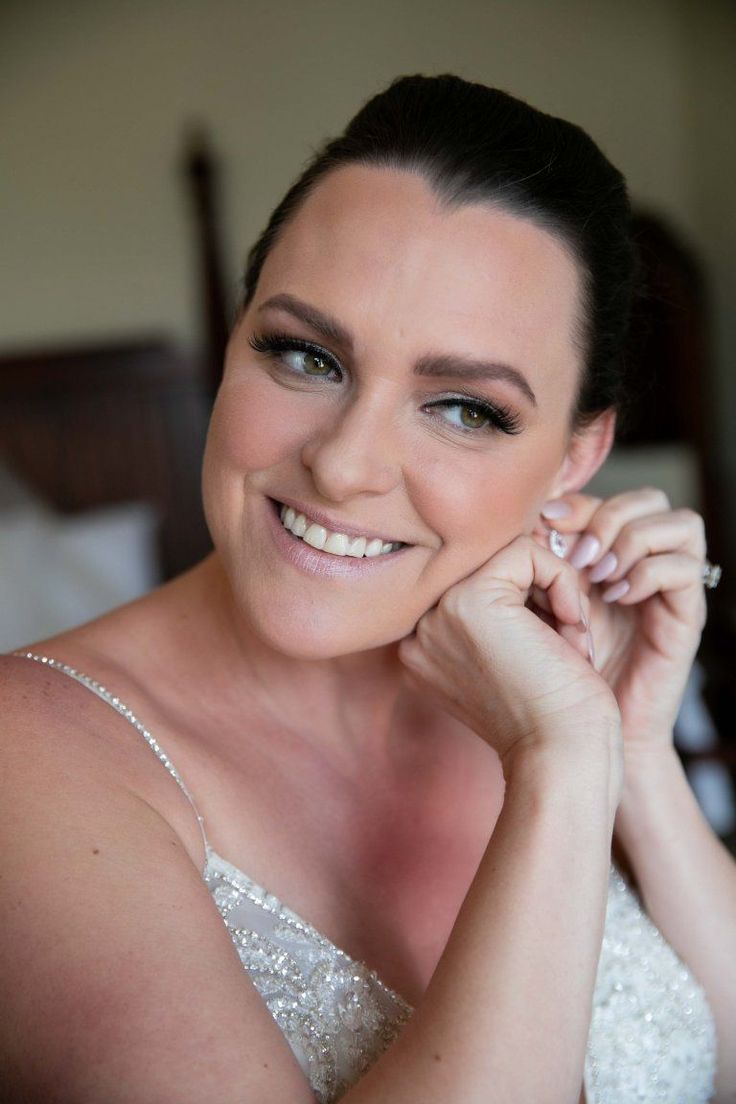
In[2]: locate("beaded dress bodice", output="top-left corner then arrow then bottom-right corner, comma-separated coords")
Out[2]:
16,653 -> 717,1103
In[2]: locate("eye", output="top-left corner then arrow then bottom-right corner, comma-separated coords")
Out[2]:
439,402 -> 491,431
283,349 -> 332,376
427,397 -> 522,436
248,332 -> 342,380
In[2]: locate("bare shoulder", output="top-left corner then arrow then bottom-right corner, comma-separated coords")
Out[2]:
0,648 -> 202,860
0,652 -> 315,1103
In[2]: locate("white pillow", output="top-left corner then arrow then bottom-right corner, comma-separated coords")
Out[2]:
0,501 -> 160,652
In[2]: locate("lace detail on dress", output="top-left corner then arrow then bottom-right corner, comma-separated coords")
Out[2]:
584,866 -> 717,1103
205,848 -> 412,1103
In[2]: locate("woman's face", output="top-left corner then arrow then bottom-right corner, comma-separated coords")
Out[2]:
203,165 -> 597,657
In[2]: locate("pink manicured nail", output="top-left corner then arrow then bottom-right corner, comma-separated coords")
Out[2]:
541,500 -> 572,519
589,551 -> 618,583
569,534 -> 601,570
602,579 -> 630,603
587,628 -> 596,667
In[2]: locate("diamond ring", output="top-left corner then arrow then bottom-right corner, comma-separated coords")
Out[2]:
702,560 -> 722,590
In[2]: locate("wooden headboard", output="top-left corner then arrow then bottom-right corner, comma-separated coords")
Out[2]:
0,339 -> 213,580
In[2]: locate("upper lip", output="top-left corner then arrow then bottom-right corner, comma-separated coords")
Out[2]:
273,497 -> 408,545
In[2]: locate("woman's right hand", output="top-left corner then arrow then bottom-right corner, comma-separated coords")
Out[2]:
397,534 -> 623,776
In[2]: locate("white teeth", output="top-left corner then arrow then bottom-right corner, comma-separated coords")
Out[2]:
324,532 -> 350,555
303,523 -> 327,551
277,501 -> 402,558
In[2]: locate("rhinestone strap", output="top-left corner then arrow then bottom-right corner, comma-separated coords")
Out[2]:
12,651 -> 210,865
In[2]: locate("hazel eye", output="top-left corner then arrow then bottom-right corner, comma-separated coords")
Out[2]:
437,403 -> 490,431
282,349 -> 333,376
455,404 -> 490,430
428,397 -> 521,436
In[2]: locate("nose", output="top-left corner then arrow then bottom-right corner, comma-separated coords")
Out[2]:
300,393 -> 402,502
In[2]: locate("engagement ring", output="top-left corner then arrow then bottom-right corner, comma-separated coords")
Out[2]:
702,560 -> 722,590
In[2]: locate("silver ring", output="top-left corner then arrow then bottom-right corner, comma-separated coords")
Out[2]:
548,527 -> 567,559
702,560 -> 722,590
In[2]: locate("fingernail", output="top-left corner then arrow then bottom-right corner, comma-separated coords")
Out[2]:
589,551 -> 618,583
541,500 -> 572,519
587,628 -> 596,667
569,534 -> 601,570
602,579 -> 630,603
577,595 -> 588,632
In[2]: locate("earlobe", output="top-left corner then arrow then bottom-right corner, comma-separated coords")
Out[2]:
549,408 -> 617,499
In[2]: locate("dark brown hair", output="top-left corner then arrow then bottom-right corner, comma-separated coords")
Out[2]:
241,73 -> 639,434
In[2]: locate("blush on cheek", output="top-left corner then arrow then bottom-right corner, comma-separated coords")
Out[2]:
415,448 -> 560,591
210,379 -> 306,471
418,454 -> 534,561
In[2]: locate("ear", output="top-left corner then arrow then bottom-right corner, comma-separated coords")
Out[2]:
547,408 -> 617,499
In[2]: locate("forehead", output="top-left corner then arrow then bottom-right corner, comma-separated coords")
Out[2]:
256,165 -> 584,405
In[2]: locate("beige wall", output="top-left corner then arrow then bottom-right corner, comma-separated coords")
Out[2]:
1,0 -> 734,542
0,0 -> 697,346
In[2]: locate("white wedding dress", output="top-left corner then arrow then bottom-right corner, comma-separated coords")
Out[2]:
16,653 -> 717,1103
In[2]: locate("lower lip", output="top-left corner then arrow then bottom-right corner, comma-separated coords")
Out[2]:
264,497 -> 413,579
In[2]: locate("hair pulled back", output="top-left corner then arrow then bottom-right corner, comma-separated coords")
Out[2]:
241,73 -> 639,434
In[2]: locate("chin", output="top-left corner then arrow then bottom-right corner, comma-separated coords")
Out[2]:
241,588 -> 413,660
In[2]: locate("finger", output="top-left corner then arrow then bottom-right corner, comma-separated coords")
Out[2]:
599,550 -> 707,627
541,487 -> 671,547
562,488 -> 674,574
459,536 -> 589,632
586,508 -> 707,584
558,618 -> 594,664
539,492 -> 604,533
525,589 -> 579,641
526,585 -> 553,614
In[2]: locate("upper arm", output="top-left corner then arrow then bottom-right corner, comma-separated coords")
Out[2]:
0,660 -> 316,1103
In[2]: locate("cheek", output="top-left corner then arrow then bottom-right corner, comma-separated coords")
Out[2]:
206,376 -> 313,476
416,444 -> 561,571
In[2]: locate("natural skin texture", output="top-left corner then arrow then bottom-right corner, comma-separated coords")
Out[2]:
202,164 -> 611,668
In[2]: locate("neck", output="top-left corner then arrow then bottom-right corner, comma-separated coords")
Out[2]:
162,553 -> 424,772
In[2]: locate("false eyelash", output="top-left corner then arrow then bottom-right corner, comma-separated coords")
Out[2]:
427,396 -> 522,436
248,331 -> 340,375
247,330 -> 523,436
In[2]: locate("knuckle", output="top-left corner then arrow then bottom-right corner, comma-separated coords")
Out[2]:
642,485 -> 671,508
627,557 -> 650,585
611,528 -> 637,559
437,587 -> 461,618
510,533 -> 536,554
679,507 -> 706,534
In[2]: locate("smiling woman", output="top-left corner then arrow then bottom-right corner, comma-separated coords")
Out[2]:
1,74 -> 731,1104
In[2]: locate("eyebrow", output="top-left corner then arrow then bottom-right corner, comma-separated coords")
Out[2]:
257,293 -> 538,407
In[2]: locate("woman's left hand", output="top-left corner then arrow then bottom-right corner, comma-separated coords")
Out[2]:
532,488 -> 709,764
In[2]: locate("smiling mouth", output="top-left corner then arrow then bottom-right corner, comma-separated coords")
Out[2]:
271,498 -> 408,559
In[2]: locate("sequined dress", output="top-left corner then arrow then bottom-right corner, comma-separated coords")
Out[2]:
15,653 -> 717,1103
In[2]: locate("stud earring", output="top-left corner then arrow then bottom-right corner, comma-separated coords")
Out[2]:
548,528 -> 567,559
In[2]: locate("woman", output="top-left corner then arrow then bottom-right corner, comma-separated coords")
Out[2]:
1,74 -> 732,1103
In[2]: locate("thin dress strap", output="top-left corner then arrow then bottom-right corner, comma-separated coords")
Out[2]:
12,650 -> 210,869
